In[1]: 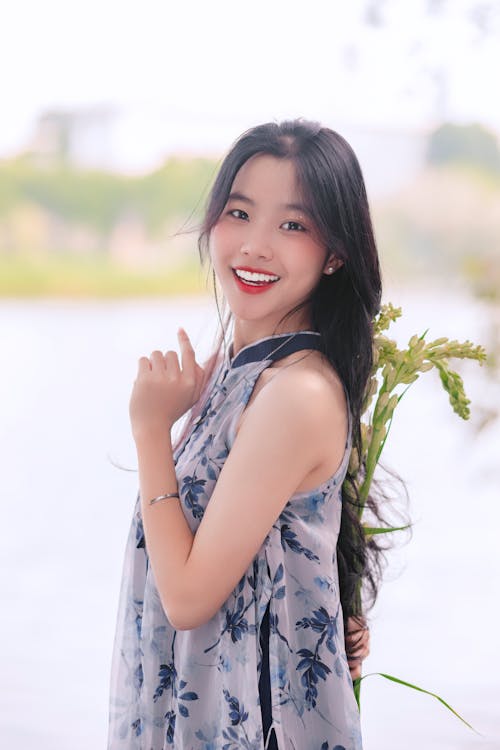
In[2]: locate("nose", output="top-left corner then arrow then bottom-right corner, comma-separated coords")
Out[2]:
240,223 -> 273,260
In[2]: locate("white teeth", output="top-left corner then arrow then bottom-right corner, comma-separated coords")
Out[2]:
234,268 -> 279,283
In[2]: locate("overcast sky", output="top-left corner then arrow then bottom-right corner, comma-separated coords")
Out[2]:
1,0 -> 498,165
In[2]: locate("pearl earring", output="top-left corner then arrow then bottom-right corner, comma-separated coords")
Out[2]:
327,267 -> 334,274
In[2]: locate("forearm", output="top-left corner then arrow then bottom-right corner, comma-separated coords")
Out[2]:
136,430 -> 195,626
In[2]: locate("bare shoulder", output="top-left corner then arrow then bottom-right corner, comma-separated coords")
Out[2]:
269,355 -> 346,425
245,351 -> 348,440
262,354 -> 350,490
236,351 -> 347,434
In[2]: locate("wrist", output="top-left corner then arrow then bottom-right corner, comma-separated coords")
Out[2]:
133,425 -> 173,449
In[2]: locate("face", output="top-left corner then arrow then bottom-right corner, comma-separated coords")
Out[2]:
209,154 -> 340,335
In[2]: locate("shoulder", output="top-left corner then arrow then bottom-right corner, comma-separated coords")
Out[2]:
251,357 -> 348,437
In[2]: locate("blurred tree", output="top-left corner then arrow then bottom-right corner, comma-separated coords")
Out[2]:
426,122 -> 500,174
0,156 -> 217,237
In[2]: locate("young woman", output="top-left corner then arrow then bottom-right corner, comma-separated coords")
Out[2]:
107,118 -> 381,750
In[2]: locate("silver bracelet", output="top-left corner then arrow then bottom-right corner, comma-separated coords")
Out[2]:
149,492 -> 180,506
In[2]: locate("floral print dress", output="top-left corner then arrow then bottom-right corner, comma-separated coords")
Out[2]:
107,330 -> 362,750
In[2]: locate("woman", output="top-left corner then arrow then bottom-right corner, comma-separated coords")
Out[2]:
108,118 -> 380,750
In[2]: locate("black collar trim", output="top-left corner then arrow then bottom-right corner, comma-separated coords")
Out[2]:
229,330 -> 323,369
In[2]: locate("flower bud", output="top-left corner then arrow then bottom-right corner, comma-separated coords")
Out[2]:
409,334 -> 420,348
377,392 -> 390,410
388,394 -> 399,412
413,339 -> 426,354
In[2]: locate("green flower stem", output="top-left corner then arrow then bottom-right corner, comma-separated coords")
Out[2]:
346,302 -> 488,726
358,423 -> 384,512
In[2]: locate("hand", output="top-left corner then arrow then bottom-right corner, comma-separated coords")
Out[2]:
345,615 -> 370,681
129,327 -> 205,441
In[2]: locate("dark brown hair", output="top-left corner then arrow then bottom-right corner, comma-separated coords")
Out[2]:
175,117 -> 409,629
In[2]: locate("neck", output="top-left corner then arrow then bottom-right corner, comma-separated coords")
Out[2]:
231,313 -> 314,359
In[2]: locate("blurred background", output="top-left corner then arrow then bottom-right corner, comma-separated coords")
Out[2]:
0,1 -> 499,748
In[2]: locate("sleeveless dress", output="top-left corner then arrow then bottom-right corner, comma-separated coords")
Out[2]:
107,330 -> 362,750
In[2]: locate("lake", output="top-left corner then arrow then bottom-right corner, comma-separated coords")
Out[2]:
0,283 -> 498,749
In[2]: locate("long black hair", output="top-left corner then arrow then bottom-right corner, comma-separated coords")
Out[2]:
175,117 -> 409,632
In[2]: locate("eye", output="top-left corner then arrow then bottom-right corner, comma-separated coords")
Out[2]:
282,220 -> 306,232
227,208 -> 248,220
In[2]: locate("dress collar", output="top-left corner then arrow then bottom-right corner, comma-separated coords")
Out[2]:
227,330 -> 323,369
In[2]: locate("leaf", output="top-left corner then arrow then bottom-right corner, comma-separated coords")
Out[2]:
355,672 -> 481,734
363,524 -> 412,536
275,585 -> 286,599
353,677 -> 361,709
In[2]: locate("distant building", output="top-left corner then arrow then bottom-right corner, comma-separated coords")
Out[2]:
28,104 -> 119,170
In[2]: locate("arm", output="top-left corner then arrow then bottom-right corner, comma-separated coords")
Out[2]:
137,369 -> 344,630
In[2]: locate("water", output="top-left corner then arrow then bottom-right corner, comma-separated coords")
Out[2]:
0,286 -> 498,749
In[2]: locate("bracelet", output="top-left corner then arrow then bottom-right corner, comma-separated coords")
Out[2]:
149,492 -> 180,506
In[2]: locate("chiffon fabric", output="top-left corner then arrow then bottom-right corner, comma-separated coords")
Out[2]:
107,330 -> 362,750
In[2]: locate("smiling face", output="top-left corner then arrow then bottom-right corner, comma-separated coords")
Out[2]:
209,153 -> 341,340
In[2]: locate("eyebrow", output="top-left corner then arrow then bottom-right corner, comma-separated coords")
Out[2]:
227,191 -> 313,219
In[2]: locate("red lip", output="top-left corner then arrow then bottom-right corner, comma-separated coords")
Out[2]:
232,265 -> 280,276
231,267 -> 279,295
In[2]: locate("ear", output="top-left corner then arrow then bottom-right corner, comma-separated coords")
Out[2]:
323,254 -> 344,276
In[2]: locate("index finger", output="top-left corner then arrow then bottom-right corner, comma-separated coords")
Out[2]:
177,327 -> 196,379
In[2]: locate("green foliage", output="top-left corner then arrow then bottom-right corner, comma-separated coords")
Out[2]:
129,156 -> 218,235
0,253 -> 207,297
348,302 -> 486,729
0,154 -> 218,234
426,122 -> 500,175
353,672 -> 479,732
351,302 -> 487,514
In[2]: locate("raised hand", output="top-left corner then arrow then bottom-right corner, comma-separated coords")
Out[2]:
129,327 -> 205,442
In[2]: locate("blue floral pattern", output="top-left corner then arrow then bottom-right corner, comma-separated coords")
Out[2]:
107,332 -> 362,749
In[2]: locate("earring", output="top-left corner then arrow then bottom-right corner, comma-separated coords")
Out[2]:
326,267 -> 334,274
